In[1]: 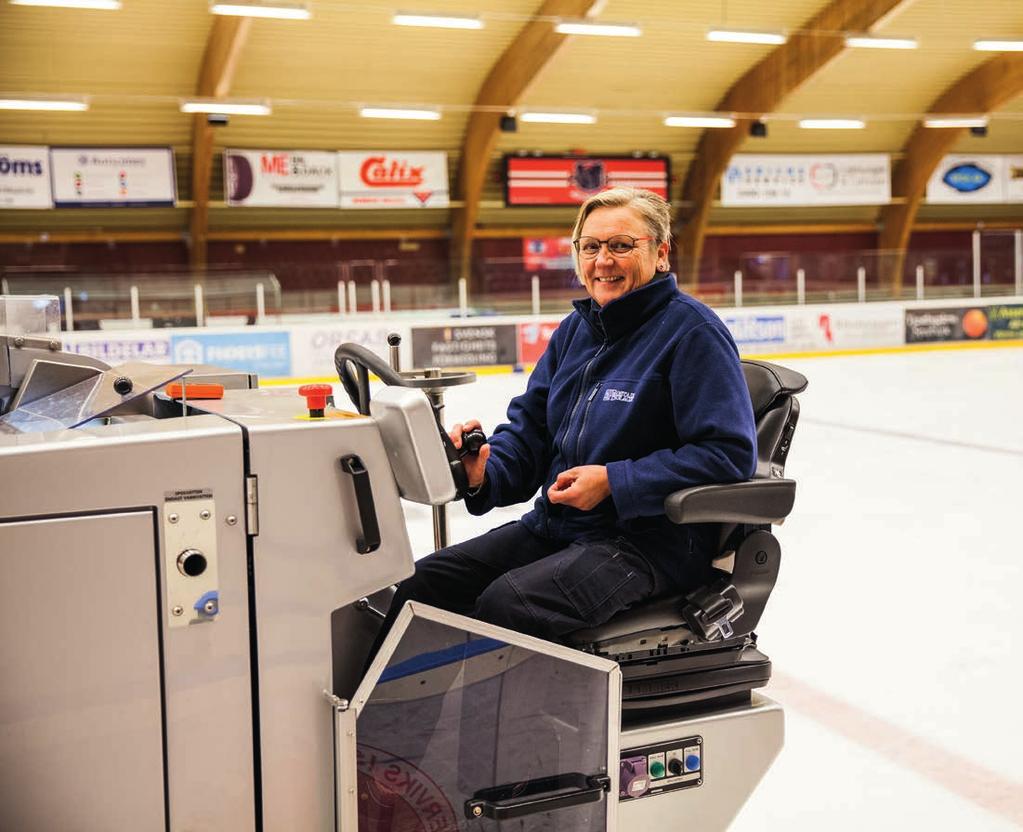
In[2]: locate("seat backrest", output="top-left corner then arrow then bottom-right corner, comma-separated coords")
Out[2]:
741,360 -> 808,480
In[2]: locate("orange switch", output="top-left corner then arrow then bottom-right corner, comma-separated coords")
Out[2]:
166,382 -> 225,400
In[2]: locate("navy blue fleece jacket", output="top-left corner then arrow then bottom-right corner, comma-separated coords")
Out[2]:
466,274 -> 757,584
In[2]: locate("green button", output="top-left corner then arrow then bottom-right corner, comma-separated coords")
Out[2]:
649,760 -> 665,778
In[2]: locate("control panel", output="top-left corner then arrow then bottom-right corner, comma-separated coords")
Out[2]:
619,736 -> 702,801
163,489 -> 220,629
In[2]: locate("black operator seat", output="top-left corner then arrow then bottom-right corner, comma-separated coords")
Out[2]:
568,359 -> 809,714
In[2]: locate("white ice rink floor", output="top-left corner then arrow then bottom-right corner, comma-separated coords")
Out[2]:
392,343 -> 1023,831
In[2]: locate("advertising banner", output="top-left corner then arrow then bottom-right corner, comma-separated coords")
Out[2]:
980,303 -> 1023,341
412,324 -> 517,368
721,154 -> 891,206
50,147 -> 176,207
522,237 -> 574,271
720,313 -> 787,353
904,307 -> 992,343
338,151 -> 449,208
63,333 -> 171,364
288,321 -> 400,378
225,149 -> 338,207
169,331 -> 291,377
0,146 -> 52,209
505,156 -> 669,206
786,305 -> 904,352
518,320 -> 561,364
926,154 -> 1023,204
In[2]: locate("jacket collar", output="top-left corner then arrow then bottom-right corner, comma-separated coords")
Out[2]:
572,272 -> 678,342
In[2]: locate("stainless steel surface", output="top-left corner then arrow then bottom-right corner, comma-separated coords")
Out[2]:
0,511 -> 166,832
395,367 -> 476,389
163,495 -> 219,630
239,409 -> 416,831
618,694 -> 784,830
0,416 -> 256,830
8,358 -> 102,411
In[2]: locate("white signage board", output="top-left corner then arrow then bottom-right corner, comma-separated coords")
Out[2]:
225,149 -> 338,207
927,154 -> 1023,204
338,151 -> 449,208
721,154 -> 891,206
0,146 -> 52,209
50,147 -> 176,207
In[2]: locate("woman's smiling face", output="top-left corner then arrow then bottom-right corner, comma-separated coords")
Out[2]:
577,206 -> 669,306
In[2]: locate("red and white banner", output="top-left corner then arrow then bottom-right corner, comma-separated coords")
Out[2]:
505,156 -> 669,206
337,151 -> 449,208
522,237 -> 574,271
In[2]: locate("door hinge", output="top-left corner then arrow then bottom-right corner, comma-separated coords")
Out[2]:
245,475 -> 259,536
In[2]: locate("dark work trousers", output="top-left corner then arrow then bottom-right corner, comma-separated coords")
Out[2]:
366,520 -> 676,666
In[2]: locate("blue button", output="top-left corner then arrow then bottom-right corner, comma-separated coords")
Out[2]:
685,754 -> 700,772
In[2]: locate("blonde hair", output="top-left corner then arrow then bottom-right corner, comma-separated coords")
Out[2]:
570,187 -> 672,278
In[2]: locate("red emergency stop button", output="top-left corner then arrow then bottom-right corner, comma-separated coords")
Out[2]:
298,383 -> 333,418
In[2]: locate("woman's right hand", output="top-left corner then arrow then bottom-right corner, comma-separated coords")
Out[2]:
448,419 -> 491,490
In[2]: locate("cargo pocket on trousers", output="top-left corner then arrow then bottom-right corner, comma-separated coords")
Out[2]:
553,540 -> 652,622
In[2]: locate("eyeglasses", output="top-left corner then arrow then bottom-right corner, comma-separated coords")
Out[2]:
573,234 -> 653,259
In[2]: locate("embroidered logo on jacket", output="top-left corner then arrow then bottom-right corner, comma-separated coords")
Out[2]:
603,388 -> 635,402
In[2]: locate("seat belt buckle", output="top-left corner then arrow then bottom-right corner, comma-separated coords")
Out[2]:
682,585 -> 744,641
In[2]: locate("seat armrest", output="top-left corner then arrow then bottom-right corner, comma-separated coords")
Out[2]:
664,479 -> 796,525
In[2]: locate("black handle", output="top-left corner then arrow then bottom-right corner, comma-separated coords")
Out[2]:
465,773 -> 610,821
339,454 -> 381,554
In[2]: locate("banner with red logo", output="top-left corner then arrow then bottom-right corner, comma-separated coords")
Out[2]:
224,149 -> 338,207
517,320 -> 561,364
505,155 -> 669,206
338,151 -> 449,208
522,237 -> 574,271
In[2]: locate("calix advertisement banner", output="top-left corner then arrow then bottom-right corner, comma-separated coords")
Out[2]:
925,155 -> 1023,204
0,146 -> 51,209
225,149 -> 338,207
338,151 -> 449,208
50,146 -> 176,207
721,154 -> 891,206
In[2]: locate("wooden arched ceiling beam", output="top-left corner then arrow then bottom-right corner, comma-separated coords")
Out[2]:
677,0 -> 913,283
189,16 -> 252,271
452,0 -> 600,286
878,53 -> 1023,292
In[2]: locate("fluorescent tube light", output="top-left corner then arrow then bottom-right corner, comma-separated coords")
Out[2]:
519,112 -> 596,125
973,39 -> 1023,52
844,35 -> 917,49
210,2 -> 310,20
0,95 -> 89,111
664,115 -> 735,128
924,116 -> 989,128
9,0 -> 120,8
392,12 -> 482,29
359,107 -> 441,120
181,98 -> 271,115
707,28 -> 786,45
555,20 -> 641,37
798,118 -> 866,129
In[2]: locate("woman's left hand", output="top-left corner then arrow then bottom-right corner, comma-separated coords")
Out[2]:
547,465 -> 611,510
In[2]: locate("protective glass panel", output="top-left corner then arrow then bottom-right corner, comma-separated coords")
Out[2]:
0,295 -> 60,336
0,361 -> 188,434
356,612 -> 611,831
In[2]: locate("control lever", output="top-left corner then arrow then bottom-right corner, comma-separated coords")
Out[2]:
441,427 -> 487,499
458,427 -> 487,458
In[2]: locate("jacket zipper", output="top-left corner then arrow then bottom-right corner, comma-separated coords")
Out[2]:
557,341 -> 606,453
574,383 -> 602,464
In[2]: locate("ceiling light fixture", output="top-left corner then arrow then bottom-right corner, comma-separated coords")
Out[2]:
664,115 -> 735,128
210,1 -> 310,20
844,35 -> 917,49
0,95 -> 89,111
359,107 -> 441,120
9,0 -> 120,8
924,116 -> 989,128
798,118 -> 866,129
181,98 -> 271,115
519,112 -> 596,124
707,28 -> 786,45
392,12 -> 483,29
973,39 -> 1023,52
554,20 -> 641,37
